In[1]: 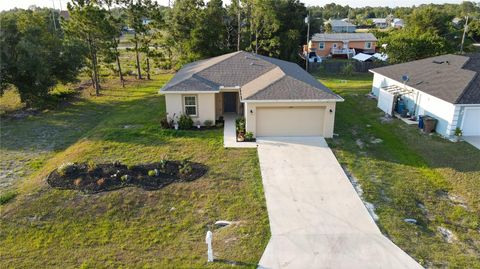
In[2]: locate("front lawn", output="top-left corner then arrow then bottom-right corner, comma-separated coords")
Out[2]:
0,77 -> 270,268
319,73 -> 480,268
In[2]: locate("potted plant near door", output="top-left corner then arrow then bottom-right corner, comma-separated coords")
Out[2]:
453,127 -> 463,142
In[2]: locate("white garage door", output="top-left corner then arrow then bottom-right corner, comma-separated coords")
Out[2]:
462,107 -> 480,136
256,107 -> 325,137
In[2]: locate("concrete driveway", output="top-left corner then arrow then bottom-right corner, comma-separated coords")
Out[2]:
464,136 -> 480,150
257,137 -> 422,269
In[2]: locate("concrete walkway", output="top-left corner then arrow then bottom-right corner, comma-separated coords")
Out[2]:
223,113 -> 257,148
257,137 -> 422,269
464,136 -> 480,150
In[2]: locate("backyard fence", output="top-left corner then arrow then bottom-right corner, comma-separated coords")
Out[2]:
310,60 -> 387,73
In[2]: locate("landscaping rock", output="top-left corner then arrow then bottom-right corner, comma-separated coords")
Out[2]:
215,220 -> 232,227
404,218 -> 417,224
370,138 -> 383,144
438,226 -> 457,243
355,139 -> 364,149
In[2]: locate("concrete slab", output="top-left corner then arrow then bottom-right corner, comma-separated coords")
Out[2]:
257,136 -> 422,269
223,113 -> 257,148
464,136 -> 480,150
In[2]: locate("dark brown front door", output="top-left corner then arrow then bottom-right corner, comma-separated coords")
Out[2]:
224,92 -> 237,113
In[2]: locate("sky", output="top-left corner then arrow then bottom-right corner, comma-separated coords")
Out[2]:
0,0 -> 464,11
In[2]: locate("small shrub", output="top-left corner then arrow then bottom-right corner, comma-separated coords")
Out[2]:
235,117 -> 245,133
454,128 -> 463,136
0,191 -> 17,205
127,164 -> 135,170
341,63 -> 354,76
148,170 -> 156,177
245,132 -> 254,140
159,159 -> 167,171
160,116 -> 171,129
204,120 -> 213,127
120,175 -> 129,182
58,162 -> 75,177
178,114 -> 193,130
179,159 -> 193,176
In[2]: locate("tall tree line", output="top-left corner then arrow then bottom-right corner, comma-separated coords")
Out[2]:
1,1 -> 479,107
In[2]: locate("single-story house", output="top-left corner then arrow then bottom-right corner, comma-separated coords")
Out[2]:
372,18 -> 389,28
325,19 -> 356,33
307,33 -> 378,58
370,54 -> 480,138
160,51 -> 344,138
391,18 -> 404,28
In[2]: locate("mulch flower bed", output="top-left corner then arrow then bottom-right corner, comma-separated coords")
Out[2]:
47,160 -> 208,194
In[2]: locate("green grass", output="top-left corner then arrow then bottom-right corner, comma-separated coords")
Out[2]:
319,73 -> 480,268
0,76 -> 270,268
0,191 -> 17,205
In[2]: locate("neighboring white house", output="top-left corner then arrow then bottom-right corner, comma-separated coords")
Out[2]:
160,51 -> 344,138
372,18 -> 388,28
325,19 -> 357,33
370,54 -> 480,139
391,18 -> 405,28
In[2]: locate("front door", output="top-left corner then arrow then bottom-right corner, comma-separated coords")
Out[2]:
224,92 -> 237,113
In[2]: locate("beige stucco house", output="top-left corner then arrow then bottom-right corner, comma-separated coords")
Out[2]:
160,51 -> 343,138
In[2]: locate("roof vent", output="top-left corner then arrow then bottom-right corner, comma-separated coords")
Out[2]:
245,56 -> 257,60
433,60 -> 450,65
250,62 -> 262,66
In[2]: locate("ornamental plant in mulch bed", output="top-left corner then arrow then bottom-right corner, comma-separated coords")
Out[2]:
235,117 -> 255,142
47,160 -> 208,194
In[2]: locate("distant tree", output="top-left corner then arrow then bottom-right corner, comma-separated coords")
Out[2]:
122,0 -> 149,79
406,6 -> 454,36
190,0 -> 229,58
276,0 -> 307,62
168,0 -> 204,65
103,0 -> 126,87
64,0 -> 117,95
0,9 -> 85,107
324,22 -> 332,33
381,30 -> 452,64
242,0 -> 280,56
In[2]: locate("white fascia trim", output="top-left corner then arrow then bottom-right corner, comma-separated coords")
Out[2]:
159,90 -> 219,94
241,98 -> 344,103
456,103 -> 480,107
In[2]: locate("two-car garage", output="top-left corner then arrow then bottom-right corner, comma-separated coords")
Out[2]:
256,107 -> 325,137
244,102 -> 338,138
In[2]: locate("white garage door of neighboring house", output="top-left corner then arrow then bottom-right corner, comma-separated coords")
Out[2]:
462,107 -> 480,136
256,107 -> 325,137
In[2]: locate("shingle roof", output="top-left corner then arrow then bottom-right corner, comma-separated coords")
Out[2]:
311,33 -> 378,42
161,51 -> 342,102
326,19 -> 356,27
370,54 -> 480,104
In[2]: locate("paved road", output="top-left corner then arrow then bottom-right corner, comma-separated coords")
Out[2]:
256,137 -> 422,269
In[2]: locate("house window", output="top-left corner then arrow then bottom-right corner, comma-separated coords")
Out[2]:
183,95 -> 197,116
319,42 -> 325,50
365,42 -> 372,49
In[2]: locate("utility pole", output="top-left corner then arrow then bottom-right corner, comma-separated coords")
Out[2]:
460,16 -> 469,54
51,0 -> 57,31
305,12 -> 310,72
